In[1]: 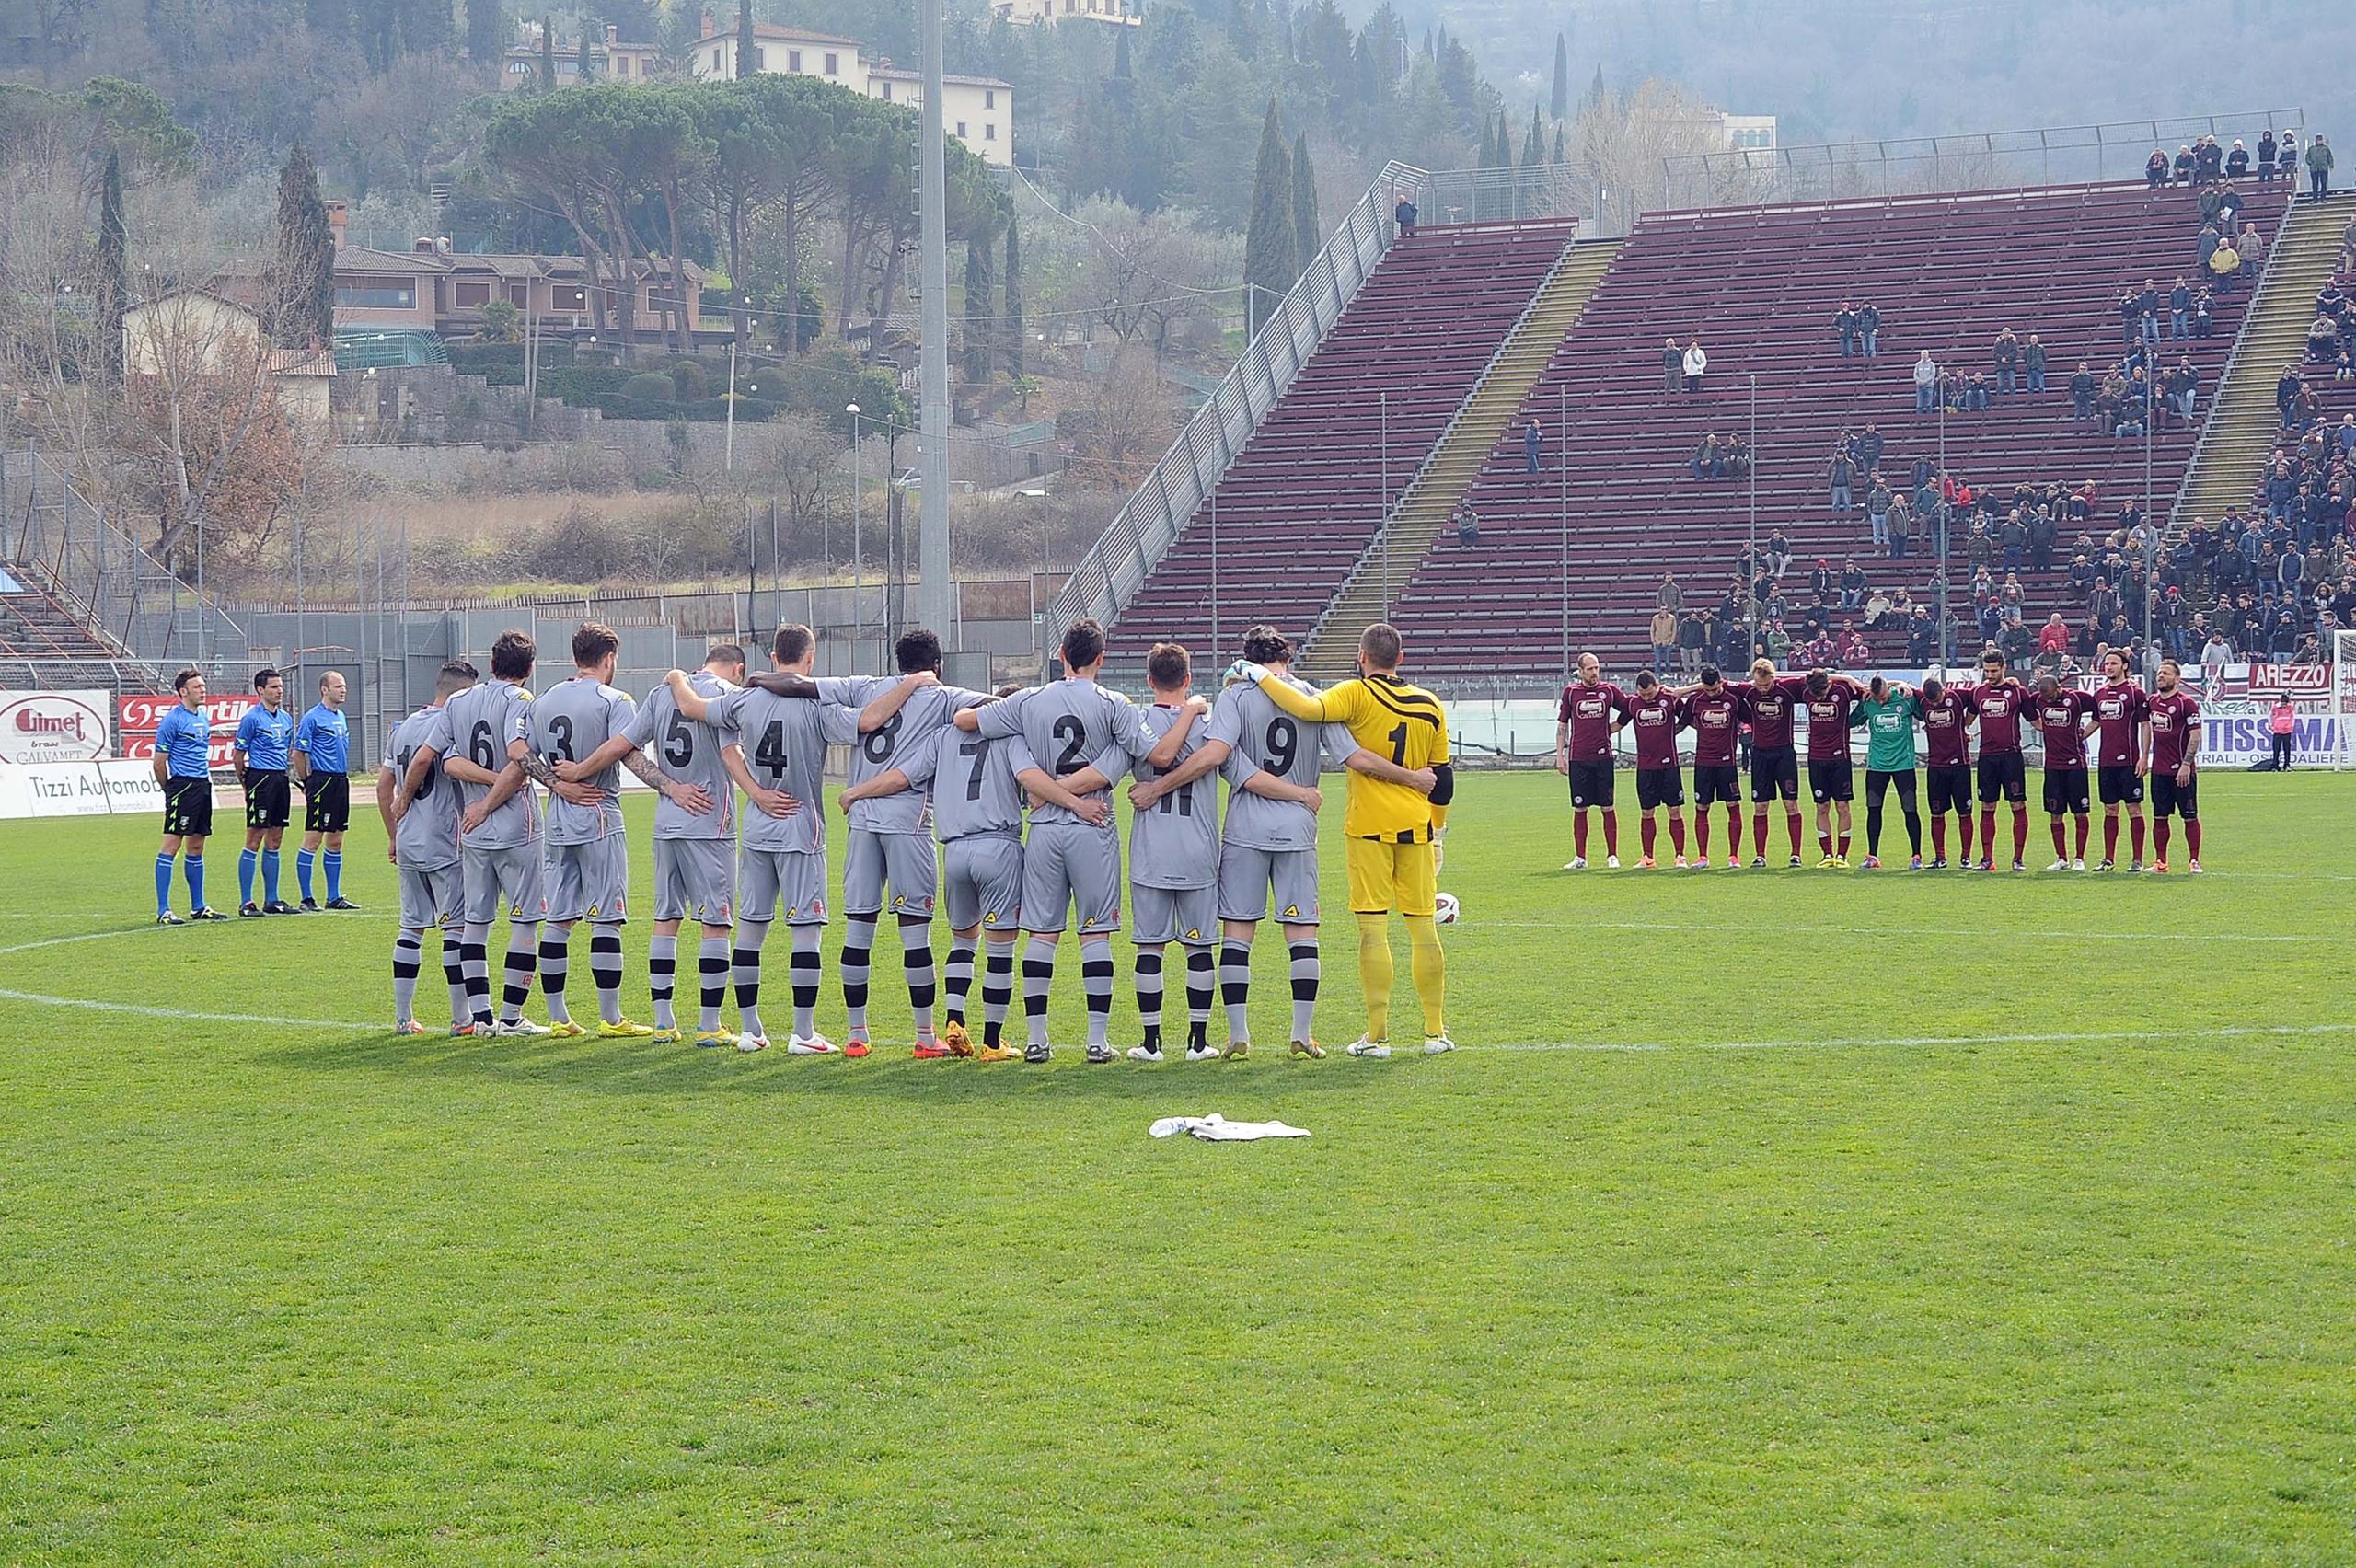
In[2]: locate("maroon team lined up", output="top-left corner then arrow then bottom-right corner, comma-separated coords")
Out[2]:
1553,648 -> 2205,873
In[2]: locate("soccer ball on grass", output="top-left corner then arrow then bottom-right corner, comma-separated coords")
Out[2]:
1433,892 -> 1461,924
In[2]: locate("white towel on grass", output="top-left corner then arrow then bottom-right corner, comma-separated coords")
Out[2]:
1149,1113 -> 1311,1142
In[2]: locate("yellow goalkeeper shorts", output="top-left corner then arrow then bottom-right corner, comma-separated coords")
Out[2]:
1347,836 -> 1437,918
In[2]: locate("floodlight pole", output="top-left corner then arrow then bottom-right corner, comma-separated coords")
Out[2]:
1936,394 -> 1950,663
1559,378 -> 1571,681
1745,375 -> 1758,662
915,0 -> 953,642
1380,391 -> 1390,617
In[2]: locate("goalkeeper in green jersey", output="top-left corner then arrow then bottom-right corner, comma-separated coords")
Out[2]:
1852,676 -> 1924,870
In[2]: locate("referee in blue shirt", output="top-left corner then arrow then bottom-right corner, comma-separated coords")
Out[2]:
233,668 -> 297,916
152,668 -> 227,923
294,669 -> 359,910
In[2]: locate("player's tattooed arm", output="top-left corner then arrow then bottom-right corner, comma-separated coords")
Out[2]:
516,744 -> 602,807
719,744 -> 793,819
1345,747 -> 1436,794
622,745 -> 714,814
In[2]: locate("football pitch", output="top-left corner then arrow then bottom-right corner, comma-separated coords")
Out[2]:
3,769 -> 2350,1564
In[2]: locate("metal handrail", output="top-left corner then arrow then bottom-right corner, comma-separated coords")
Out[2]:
1042,161 -> 1421,640
2167,203 -> 2298,539
1300,230 -> 1589,660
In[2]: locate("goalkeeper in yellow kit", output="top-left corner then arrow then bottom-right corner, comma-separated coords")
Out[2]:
1236,622 -> 1452,1057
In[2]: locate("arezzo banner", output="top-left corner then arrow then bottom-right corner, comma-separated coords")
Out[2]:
0,690 -> 110,764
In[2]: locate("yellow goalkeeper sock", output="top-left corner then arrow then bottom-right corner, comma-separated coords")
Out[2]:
1405,915 -> 1446,1038
1356,914 -> 1392,1042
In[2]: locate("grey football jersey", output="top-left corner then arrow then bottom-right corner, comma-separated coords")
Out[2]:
532,676 -> 635,845
976,678 -> 1161,827
623,672 -> 739,842
441,678 -> 540,850
390,705 -> 462,871
1207,680 -> 1357,851
1123,704 -> 1218,890
905,725 -> 1031,842
708,684 -> 858,854
835,677 -> 992,835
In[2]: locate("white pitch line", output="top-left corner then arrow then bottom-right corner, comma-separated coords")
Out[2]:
0,986 -> 372,1031
1471,917 -> 2341,945
1480,1021 -> 2356,1055
0,927 -> 163,959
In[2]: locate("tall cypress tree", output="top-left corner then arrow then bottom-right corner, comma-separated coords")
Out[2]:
1001,217 -> 1025,376
963,225 -> 995,386
1114,25 -> 1131,79
1586,63 -> 1604,109
273,142 -> 337,351
538,15 -> 556,87
97,149 -> 127,379
465,0 -> 503,76
1242,98 -> 1296,334
1553,123 -> 1565,164
1522,103 -> 1543,165
1551,33 -> 1568,121
1290,129 -> 1320,269
735,0 -> 754,76
576,20 -> 595,79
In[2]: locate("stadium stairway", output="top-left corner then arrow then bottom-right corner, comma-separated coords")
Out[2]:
1101,220 -> 1578,670
1378,179 -> 2293,685
2173,191 -> 2356,530
1297,239 -> 1621,683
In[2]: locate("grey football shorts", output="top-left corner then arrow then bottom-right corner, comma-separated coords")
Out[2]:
462,843 -> 547,926
1216,843 -> 1321,926
942,834 -> 1022,933
653,836 -> 736,925
398,862 -> 464,931
1021,821 -> 1122,936
844,827 -> 939,918
739,845 -> 829,927
1131,882 -> 1218,946
544,836 -> 629,924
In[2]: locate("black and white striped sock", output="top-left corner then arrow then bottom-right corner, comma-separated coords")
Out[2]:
1133,947 -> 1164,1046
442,929 -> 469,1029
500,923 -> 537,1024
461,920 -> 493,1027
982,940 -> 1014,1045
841,915 -> 876,1038
900,919 -> 937,1039
392,930 -> 422,1024
1022,935 -> 1057,1049
733,917 -> 770,1040
1184,944 -> 1217,1046
538,927 -> 571,1024
590,925 -> 625,1026
942,938 -> 977,1026
1220,938 -> 1253,1044
791,925 -> 822,1040
648,934 -> 677,1030
1288,940 -> 1321,1044
1080,936 -> 1115,1049
698,935 -> 729,1033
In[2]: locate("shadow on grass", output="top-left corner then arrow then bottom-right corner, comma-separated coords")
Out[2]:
265,1029 -> 1456,1107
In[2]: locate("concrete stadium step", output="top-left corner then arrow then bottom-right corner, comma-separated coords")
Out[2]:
1297,241 -> 1619,681
2172,191 -> 2356,532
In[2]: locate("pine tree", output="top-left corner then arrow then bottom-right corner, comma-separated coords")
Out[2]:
1551,32 -> 1568,121
538,15 -> 556,87
272,142 -> 337,352
735,0 -> 754,76
1290,129 -> 1320,269
97,149 -> 126,379
1001,217 -> 1025,377
465,0 -> 502,75
1242,98 -> 1296,334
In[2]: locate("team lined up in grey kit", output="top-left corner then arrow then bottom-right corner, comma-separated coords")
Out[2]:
380,615 -> 1387,1063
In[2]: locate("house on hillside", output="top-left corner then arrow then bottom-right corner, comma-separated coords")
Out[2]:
991,0 -> 1139,26
121,291 -> 336,429
499,21 -> 664,85
687,13 -> 1014,167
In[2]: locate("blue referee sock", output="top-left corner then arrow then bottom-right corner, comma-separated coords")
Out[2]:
262,849 -> 282,904
295,848 -> 316,902
154,853 -> 174,917
324,850 -> 343,903
184,854 -> 205,911
238,849 -> 257,906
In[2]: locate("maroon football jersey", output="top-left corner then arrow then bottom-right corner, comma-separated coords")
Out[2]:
1737,675 -> 1807,750
2092,681 -> 2150,767
1682,687 -> 1743,766
2147,688 -> 2201,772
1968,679 -> 2029,755
2031,688 -> 2093,769
1804,683 -> 1859,760
1919,686 -> 1978,767
1628,690 -> 1683,770
1556,680 -> 1630,762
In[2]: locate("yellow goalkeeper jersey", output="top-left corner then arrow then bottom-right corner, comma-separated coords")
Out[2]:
1256,671 -> 1450,842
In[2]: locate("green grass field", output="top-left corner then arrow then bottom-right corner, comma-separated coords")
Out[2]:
3,770 -> 2351,1564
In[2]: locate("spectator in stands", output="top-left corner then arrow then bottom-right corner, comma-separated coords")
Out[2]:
2277,366 -> 2306,429
1809,559 -> 1836,602
2147,148 -> 2171,188
1829,444 -> 1856,513
2000,514 -> 2028,572
1966,371 -> 1992,411
2038,613 -> 2070,657
2279,131 -> 2300,183
1723,434 -> 1751,479
1858,302 -> 1881,358
2192,287 -> 2216,339
1992,328 -> 2022,395
1453,495 -> 1479,547
1864,477 -> 1893,551
1682,338 -> 1708,394
2194,228 -> 2221,283
1677,609 -> 1706,678
1854,423 -> 1885,473
2238,221 -> 2266,271
1888,494 -> 1914,560
1913,350 -> 1938,413
2070,361 -> 2096,421
2024,334 -> 2048,393
1767,530 -> 1793,579
2228,140 -> 2251,179
1691,432 -> 1722,480
2137,280 -> 2162,343
1524,415 -> 1543,478
1649,605 -> 1677,674
2170,357 -> 2201,422
2306,134 -> 2334,203
1658,572 -> 1683,613
1662,337 -> 1683,395
1840,560 -> 1868,610
2170,277 -> 2193,340
1836,624 -> 1869,666
2258,130 -> 2278,182
2309,315 -> 2343,364
1393,192 -> 1417,237
1835,300 -> 1859,357
2173,145 -> 2196,184
2202,628 -> 2235,678
2209,236 -> 2241,296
